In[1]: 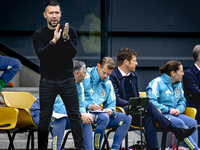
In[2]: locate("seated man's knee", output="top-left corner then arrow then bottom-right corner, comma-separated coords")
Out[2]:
146,101 -> 155,112
96,113 -> 109,125
190,118 -> 198,128
119,114 -> 132,126
126,115 -> 132,124
173,119 -> 185,128
11,58 -> 21,71
147,101 -> 156,110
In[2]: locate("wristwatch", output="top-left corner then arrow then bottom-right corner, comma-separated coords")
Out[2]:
64,35 -> 70,42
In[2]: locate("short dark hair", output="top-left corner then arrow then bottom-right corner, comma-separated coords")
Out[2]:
45,0 -> 60,11
99,57 -> 115,69
117,47 -> 137,66
193,45 -> 200,62
73,60 -> 86,74
159,60 -> 182,76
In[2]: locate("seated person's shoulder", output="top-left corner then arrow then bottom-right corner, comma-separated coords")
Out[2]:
105,80 -> 112,85
149,77 -> 162,86
131,71 -> 137,76
184,67 -> 190,73
86,67 -> 94,73
155,77 -> 162,82
84,72 -> 90,79
84,67 -> 92,78
184,69 -> 193,76
82,67 -> 93,85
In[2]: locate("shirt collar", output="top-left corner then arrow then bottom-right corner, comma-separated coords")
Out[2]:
118,66 -> 130,77
195,63 -> 200,71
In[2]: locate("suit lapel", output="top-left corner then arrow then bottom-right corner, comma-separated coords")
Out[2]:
191,64 -> 200,86
130,74 -> 136,97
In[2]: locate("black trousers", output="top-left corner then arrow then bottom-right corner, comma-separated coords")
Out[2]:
38,77 -> 84,150
144,101 -> 171,150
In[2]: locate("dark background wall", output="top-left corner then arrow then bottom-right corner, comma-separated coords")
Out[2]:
1,0 -> 200,91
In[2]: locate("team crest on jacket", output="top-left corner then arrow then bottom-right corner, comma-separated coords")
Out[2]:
175,87 -> 180,95
165,89 -> 171,96
100,88 -> 106,97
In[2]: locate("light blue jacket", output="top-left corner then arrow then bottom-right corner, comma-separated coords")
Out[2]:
29,95 -> 67,115
81,66 -> 116,115
146,73 -> 186,114
53,95 -> 67,115
77,82 -> 88,113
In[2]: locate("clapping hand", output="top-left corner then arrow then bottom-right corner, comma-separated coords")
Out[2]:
62,23 -> 69,39
51,24 -> 62,43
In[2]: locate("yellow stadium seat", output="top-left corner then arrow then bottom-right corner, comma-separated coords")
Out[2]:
139,92 -> 147,97
183,107 -> 197,119
0,107 -> 19,149
1,91 -> 37,149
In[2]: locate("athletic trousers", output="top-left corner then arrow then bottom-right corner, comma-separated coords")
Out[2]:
164,114 -> 199,150
82,112 -> 132,150
31,109 -> 71,150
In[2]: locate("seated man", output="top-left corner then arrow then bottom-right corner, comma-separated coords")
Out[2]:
0,55 -> 21,91
183,45 -> 200,123
81,57 -> 132,150
30,60 -> 93,150
109,47 -> 196,150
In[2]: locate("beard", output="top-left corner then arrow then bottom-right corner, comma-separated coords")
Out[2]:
48,20 -> 59,28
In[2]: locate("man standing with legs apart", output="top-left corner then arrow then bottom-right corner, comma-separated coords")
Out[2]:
30,60 -> 92,150
32,1 -> 84,149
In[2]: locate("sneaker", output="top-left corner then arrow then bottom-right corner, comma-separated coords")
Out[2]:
170,126 -> 196,141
